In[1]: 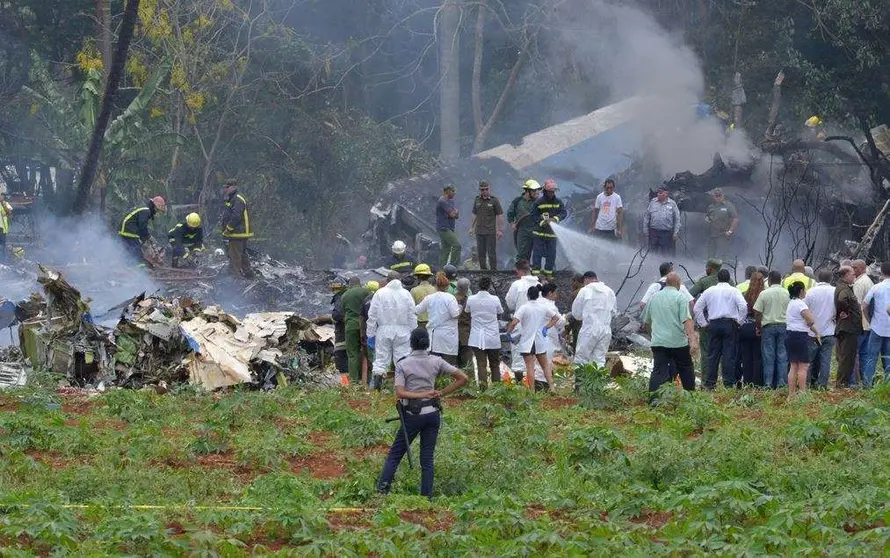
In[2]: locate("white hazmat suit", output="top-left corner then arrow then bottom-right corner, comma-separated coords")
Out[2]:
572,281 -> 617,367
414,291 -> 460,356
367,280 -> 418,377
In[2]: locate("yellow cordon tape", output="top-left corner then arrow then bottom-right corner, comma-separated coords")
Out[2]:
0,504 -> 371,513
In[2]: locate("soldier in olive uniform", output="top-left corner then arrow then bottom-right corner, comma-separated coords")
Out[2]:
705,188 -> 738,260
689,258 -> 728,376
468,181 -> 504,270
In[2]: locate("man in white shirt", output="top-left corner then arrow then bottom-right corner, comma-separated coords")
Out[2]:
804,270 -> 836,389
505,259 -> 540,381
640,261 -> 693,310
590,179 -> 623,240
861,261 -> 890,388
572,271 -> 617,367
852,259 -> 874,385
693,269 -> 747,388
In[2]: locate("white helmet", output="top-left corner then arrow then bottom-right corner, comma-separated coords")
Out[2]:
391,240 -> 407,255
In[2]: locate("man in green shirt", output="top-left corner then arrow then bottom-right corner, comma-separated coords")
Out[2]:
341,277 -> 371,384
705,188 -> 738,260
753,270 -> 790,388
642,272 -> 698,395
469,181 -> 504,270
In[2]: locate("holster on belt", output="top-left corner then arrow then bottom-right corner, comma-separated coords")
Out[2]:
399,398 -> 442,415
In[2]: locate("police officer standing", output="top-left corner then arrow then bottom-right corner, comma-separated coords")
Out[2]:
705,188 -> 738,260
376,328 -> 467,498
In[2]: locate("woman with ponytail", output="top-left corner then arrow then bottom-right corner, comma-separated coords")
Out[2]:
505,284 -> 560,392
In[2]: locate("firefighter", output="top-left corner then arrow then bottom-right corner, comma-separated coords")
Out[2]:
167,212 -> 205,268
0,191 -> 11,263
221,179 -> 253,278
119,196 -> 166,263
530,179 -> 567,276
507,179 -> 542,263
804,115 -> 826,140
389,240 -> 415,274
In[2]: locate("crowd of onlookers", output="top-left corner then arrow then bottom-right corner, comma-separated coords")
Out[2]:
643,256 -> 886,397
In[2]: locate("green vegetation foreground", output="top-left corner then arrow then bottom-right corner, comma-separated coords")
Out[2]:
2,378 -> 890,554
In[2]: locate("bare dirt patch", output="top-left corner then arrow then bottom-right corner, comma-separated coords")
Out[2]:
346,399 -> 371,412
0,397 -> 20,412
24,449 -> 84,468
165,521 -> 187,536
541,397 -> 579,410
353,444 -> 390,459
630,509 -> 673,529
306,431 -> 333,448
93,419 -> 127,431
399,510 -> 455,531
61,398 -> 97,415
290,453 -> 346,479
327,509 -> 373,531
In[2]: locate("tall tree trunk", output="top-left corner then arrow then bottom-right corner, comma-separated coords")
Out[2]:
96,0 -> 112,79
72,0 -> 140,215
472,43 -> 528,154
438,0 -> 461,163
471,4 -> 484,137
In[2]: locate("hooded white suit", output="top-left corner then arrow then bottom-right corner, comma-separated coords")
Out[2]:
572,281 -> 617,367
367,280 -> 418,377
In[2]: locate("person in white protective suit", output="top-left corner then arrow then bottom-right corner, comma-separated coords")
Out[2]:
505,259 -> 540,382
505,284 -> 560,392
367,271 -> 418,390
572,270 -> 617,367
414,272 -> 460,364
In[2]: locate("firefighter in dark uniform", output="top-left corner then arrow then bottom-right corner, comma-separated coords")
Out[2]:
221,179 -> 253,278
376,327 -> 467,498
530,179 -> 567,276
118,196 -> 166,262
167,212 -> 205,268
388,240 -> 415,273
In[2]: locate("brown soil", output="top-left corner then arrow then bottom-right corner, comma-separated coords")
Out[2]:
165,522 -> 186,536
61,398 -> 96,415
820,389 -> 862,405
327,509 -> 373,531
630,509 -> 673,529
290,453 -> 346,479
273,416 -> 301,432
24,449 -> 83,468
0,397 -> 20,412
524,504 -> 547,520
346,399 -> 371,412
399,510 -> 455,531
306,431 -> 333,448
843,520 -> 885,533
155,453 -> 260,482
541,397 -> 579,410
246,536 -> 290,551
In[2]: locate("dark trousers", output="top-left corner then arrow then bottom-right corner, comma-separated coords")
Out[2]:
121,237 -> 144,263
432,352 -> 457,366
706,318 -> 738,388
226,238 -> 252,278
736,322 -> 763,386
0,231 -> 6,262
531,235 -> 557,274
476,234 -> 497,270
650,345 -> 695,393
514,229 -> 534,263
808,335 -> 836,388
648,229 -> 675,255
534,380 -> 550,392
377,411 -> 440,497
473,348 -> 500,387
836,331 -> 859,388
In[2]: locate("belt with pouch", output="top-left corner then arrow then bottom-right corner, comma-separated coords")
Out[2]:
399,398 -> 442,415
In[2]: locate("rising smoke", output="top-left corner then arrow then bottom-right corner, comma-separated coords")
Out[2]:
546,0 -> 755,178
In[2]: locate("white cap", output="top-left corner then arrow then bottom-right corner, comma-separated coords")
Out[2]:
391,240 -> 407,254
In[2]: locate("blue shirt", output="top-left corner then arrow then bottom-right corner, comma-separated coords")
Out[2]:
436,196 -> 457,231
864,279 -> 890,337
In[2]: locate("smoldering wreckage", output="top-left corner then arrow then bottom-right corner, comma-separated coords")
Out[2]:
3,91 -> 889,392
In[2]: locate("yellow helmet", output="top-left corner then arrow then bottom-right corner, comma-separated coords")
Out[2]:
186,212 -> 201,228
413,263 -> 432,276
523,179 -> 542,191
366,280 -> 380,292
805,115 -> 822,128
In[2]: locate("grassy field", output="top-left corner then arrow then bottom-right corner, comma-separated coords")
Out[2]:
2,369 -> 890,555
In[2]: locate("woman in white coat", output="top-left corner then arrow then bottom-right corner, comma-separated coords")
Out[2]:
537,283 -> 566,391
465,276 -> 504,388
505,285 -> 560,392
414,272 -> 460,364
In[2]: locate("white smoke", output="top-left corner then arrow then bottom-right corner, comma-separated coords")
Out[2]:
547,0 -> 756,178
